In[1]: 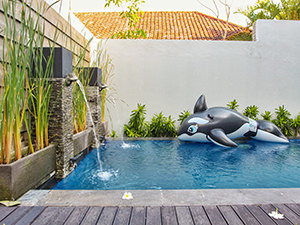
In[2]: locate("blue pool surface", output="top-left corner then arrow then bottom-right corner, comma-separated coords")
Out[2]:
54,139 -> 300,190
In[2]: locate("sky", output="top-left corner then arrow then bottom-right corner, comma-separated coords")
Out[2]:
46,0 -> 262,29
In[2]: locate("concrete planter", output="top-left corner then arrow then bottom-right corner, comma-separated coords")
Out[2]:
72,128 -> 93,156
0,144 -> 56,200
100,121 -> 109,138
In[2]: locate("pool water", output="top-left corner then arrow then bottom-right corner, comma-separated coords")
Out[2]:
54,139 -> 300,190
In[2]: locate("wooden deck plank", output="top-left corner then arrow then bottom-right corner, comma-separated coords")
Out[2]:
231,205 -> 260,225
80,207 -> 103,225
260,204 -> 292,225
161,206 -> 178,225
146,206 -> 161,225
273,204 -> 300,225
190,206 -> 211,225
285,203 -> 300,216
14,206 -> 46,225
1,206 -> 32,225
217,205 -> 243,225
0,206 -> 17,221
175,206 -> 194,225
130,206 -> 146,225
64,206 -> 89,225
31,206 -> 74,225
113,207 -> 132,225
246,205 -> 276,225
97,206 -> 118,225
204,205 -> 227,225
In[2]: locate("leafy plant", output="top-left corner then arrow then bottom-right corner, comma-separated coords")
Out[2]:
149,112 -> 177,137
261,111 -> 272,121
273,105 -> 292,136
243,105 -> 259,120
227,99 -> 239,111
178,110 -> 191,125
124,104 -> 149,137
110,130 -> 118,138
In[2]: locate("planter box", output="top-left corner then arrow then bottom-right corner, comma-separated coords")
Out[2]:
0,144 -> 56,200
72,128 -> 93,156
100,121 -> 109,137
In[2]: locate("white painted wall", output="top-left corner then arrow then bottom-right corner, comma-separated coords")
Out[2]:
104,20 -> 300,135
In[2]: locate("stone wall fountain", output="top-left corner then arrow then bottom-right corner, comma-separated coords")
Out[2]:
43,47 -> 104,178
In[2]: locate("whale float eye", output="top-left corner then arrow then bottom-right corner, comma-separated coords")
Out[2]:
187,125 -> 198,134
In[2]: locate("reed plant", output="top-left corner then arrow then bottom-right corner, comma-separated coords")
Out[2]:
26,2 -> 58,151
0,0 -> 57,163
0,0 -> 34,163
72,38 -> 92,134
91,40 -> 116,123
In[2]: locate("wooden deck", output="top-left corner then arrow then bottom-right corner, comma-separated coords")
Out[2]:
1,204 -> 300,224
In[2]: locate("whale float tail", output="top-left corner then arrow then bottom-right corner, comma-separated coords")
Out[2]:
252,120 -> 289,143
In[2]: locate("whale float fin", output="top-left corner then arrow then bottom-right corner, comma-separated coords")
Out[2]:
194,95 -> 208,113
207,128 -> 238,148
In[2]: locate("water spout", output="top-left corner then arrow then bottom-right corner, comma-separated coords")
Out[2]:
65,73 -> 78,86
99,82 -> 107,92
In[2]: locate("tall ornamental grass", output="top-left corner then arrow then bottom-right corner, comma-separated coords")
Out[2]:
27,2 -> 58,151
0,0 -> 32,164
0,0 -> 57,163
91,40 -> 116,123
72,39 -> 92,134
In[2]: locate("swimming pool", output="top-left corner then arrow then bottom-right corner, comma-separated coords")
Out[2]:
54,139 -> 300,190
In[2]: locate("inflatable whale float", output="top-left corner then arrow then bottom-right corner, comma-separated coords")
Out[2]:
177,95 -> 289,147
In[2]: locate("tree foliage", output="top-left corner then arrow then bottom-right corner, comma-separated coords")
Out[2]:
105,0 -> 147,39
237,0 -> 300,28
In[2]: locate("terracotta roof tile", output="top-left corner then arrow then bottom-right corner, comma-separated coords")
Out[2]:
74,11 -> 247,40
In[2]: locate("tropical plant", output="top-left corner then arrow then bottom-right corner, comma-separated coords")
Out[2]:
273,105 -> 292,136
237,0 -> 300,28
178,110 -> 191,125
261,111 -> 272,121
291,115 -> 300,137
124,104 -> 149,137
149,112 -> 177,137
227,99 -> 239,111
105,0 -> 146,39
243,105 -> 259,120
110,130 -> 118,138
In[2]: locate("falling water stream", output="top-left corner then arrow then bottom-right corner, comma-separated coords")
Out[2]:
75,80 -> 116,181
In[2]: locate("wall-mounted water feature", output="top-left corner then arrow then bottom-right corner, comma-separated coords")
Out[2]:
41,47 -> 105,178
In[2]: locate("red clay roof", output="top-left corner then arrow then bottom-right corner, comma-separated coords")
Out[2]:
74,11 -> 247,40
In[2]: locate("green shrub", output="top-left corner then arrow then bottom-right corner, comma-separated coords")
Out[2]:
149,112 -> 177,137
178,110 -> 191,125
291,115 -> 300,137
123,104 -> 149,137
261,111 -> 272,121
243,105 -> 259,120
227,31 -> 253,41
272,105 -> 292,136
227,99 -> 239,111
